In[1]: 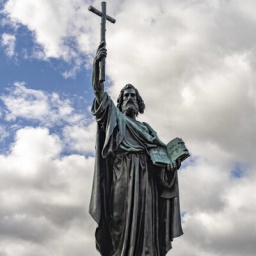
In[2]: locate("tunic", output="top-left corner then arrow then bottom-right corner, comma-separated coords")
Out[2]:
89,92 -> 183,256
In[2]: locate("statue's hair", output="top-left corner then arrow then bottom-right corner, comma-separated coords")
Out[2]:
117,84 -> 145,114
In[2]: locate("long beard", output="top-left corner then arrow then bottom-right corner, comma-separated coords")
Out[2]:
121,100 -> 139,117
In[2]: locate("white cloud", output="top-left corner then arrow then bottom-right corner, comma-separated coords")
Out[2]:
1,82 -> 85,127
2,0 -> 94,68
1,82 -> 49,122
0,125 -> 9,142
0,82 -> 97,157
0,126 -> 97,256
1,33 -> 16,57
175,174 -> 256,256
62,122 -> 96,154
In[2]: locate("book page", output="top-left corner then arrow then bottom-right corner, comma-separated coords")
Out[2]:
167,137 -> 190,162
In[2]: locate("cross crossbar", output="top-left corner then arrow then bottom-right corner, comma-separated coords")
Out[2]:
88,5 -> 116,24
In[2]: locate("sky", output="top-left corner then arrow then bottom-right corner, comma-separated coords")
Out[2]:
0,0 -> 256,255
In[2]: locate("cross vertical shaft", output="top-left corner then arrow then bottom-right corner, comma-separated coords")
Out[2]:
100,2 -> 106,81
89,2 -> 116,82
101,2 -> 106,43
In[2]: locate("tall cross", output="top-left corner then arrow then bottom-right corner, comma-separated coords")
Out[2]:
89,2 -> 116,82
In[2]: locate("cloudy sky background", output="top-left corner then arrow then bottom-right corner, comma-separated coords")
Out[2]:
0,0 -> 256,255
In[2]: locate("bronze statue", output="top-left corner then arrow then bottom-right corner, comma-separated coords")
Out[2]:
89,2 -> 188,255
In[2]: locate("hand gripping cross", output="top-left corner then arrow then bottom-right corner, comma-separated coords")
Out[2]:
89,2 -> 116,82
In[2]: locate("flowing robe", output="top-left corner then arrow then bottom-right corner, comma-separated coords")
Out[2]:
89,92 -> 183,256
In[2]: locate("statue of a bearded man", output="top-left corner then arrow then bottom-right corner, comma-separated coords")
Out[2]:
89,42 -> 183,256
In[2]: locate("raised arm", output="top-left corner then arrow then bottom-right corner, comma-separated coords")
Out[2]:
92,42 -> 107,103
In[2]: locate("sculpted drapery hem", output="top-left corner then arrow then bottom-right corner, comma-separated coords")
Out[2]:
89,92 -> 183,256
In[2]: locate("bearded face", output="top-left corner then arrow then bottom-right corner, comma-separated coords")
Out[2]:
121,88 -> 139,118
122,99 -> 139,117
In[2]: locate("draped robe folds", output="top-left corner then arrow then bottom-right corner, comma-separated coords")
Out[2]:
89,92 -> 183,256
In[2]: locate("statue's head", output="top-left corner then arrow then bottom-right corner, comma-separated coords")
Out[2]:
117,84 -> 145,117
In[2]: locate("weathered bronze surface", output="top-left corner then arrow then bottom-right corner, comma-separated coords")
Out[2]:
89,2 -> 186,256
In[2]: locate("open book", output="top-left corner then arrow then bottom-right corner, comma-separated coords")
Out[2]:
149,137 -> 190,167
